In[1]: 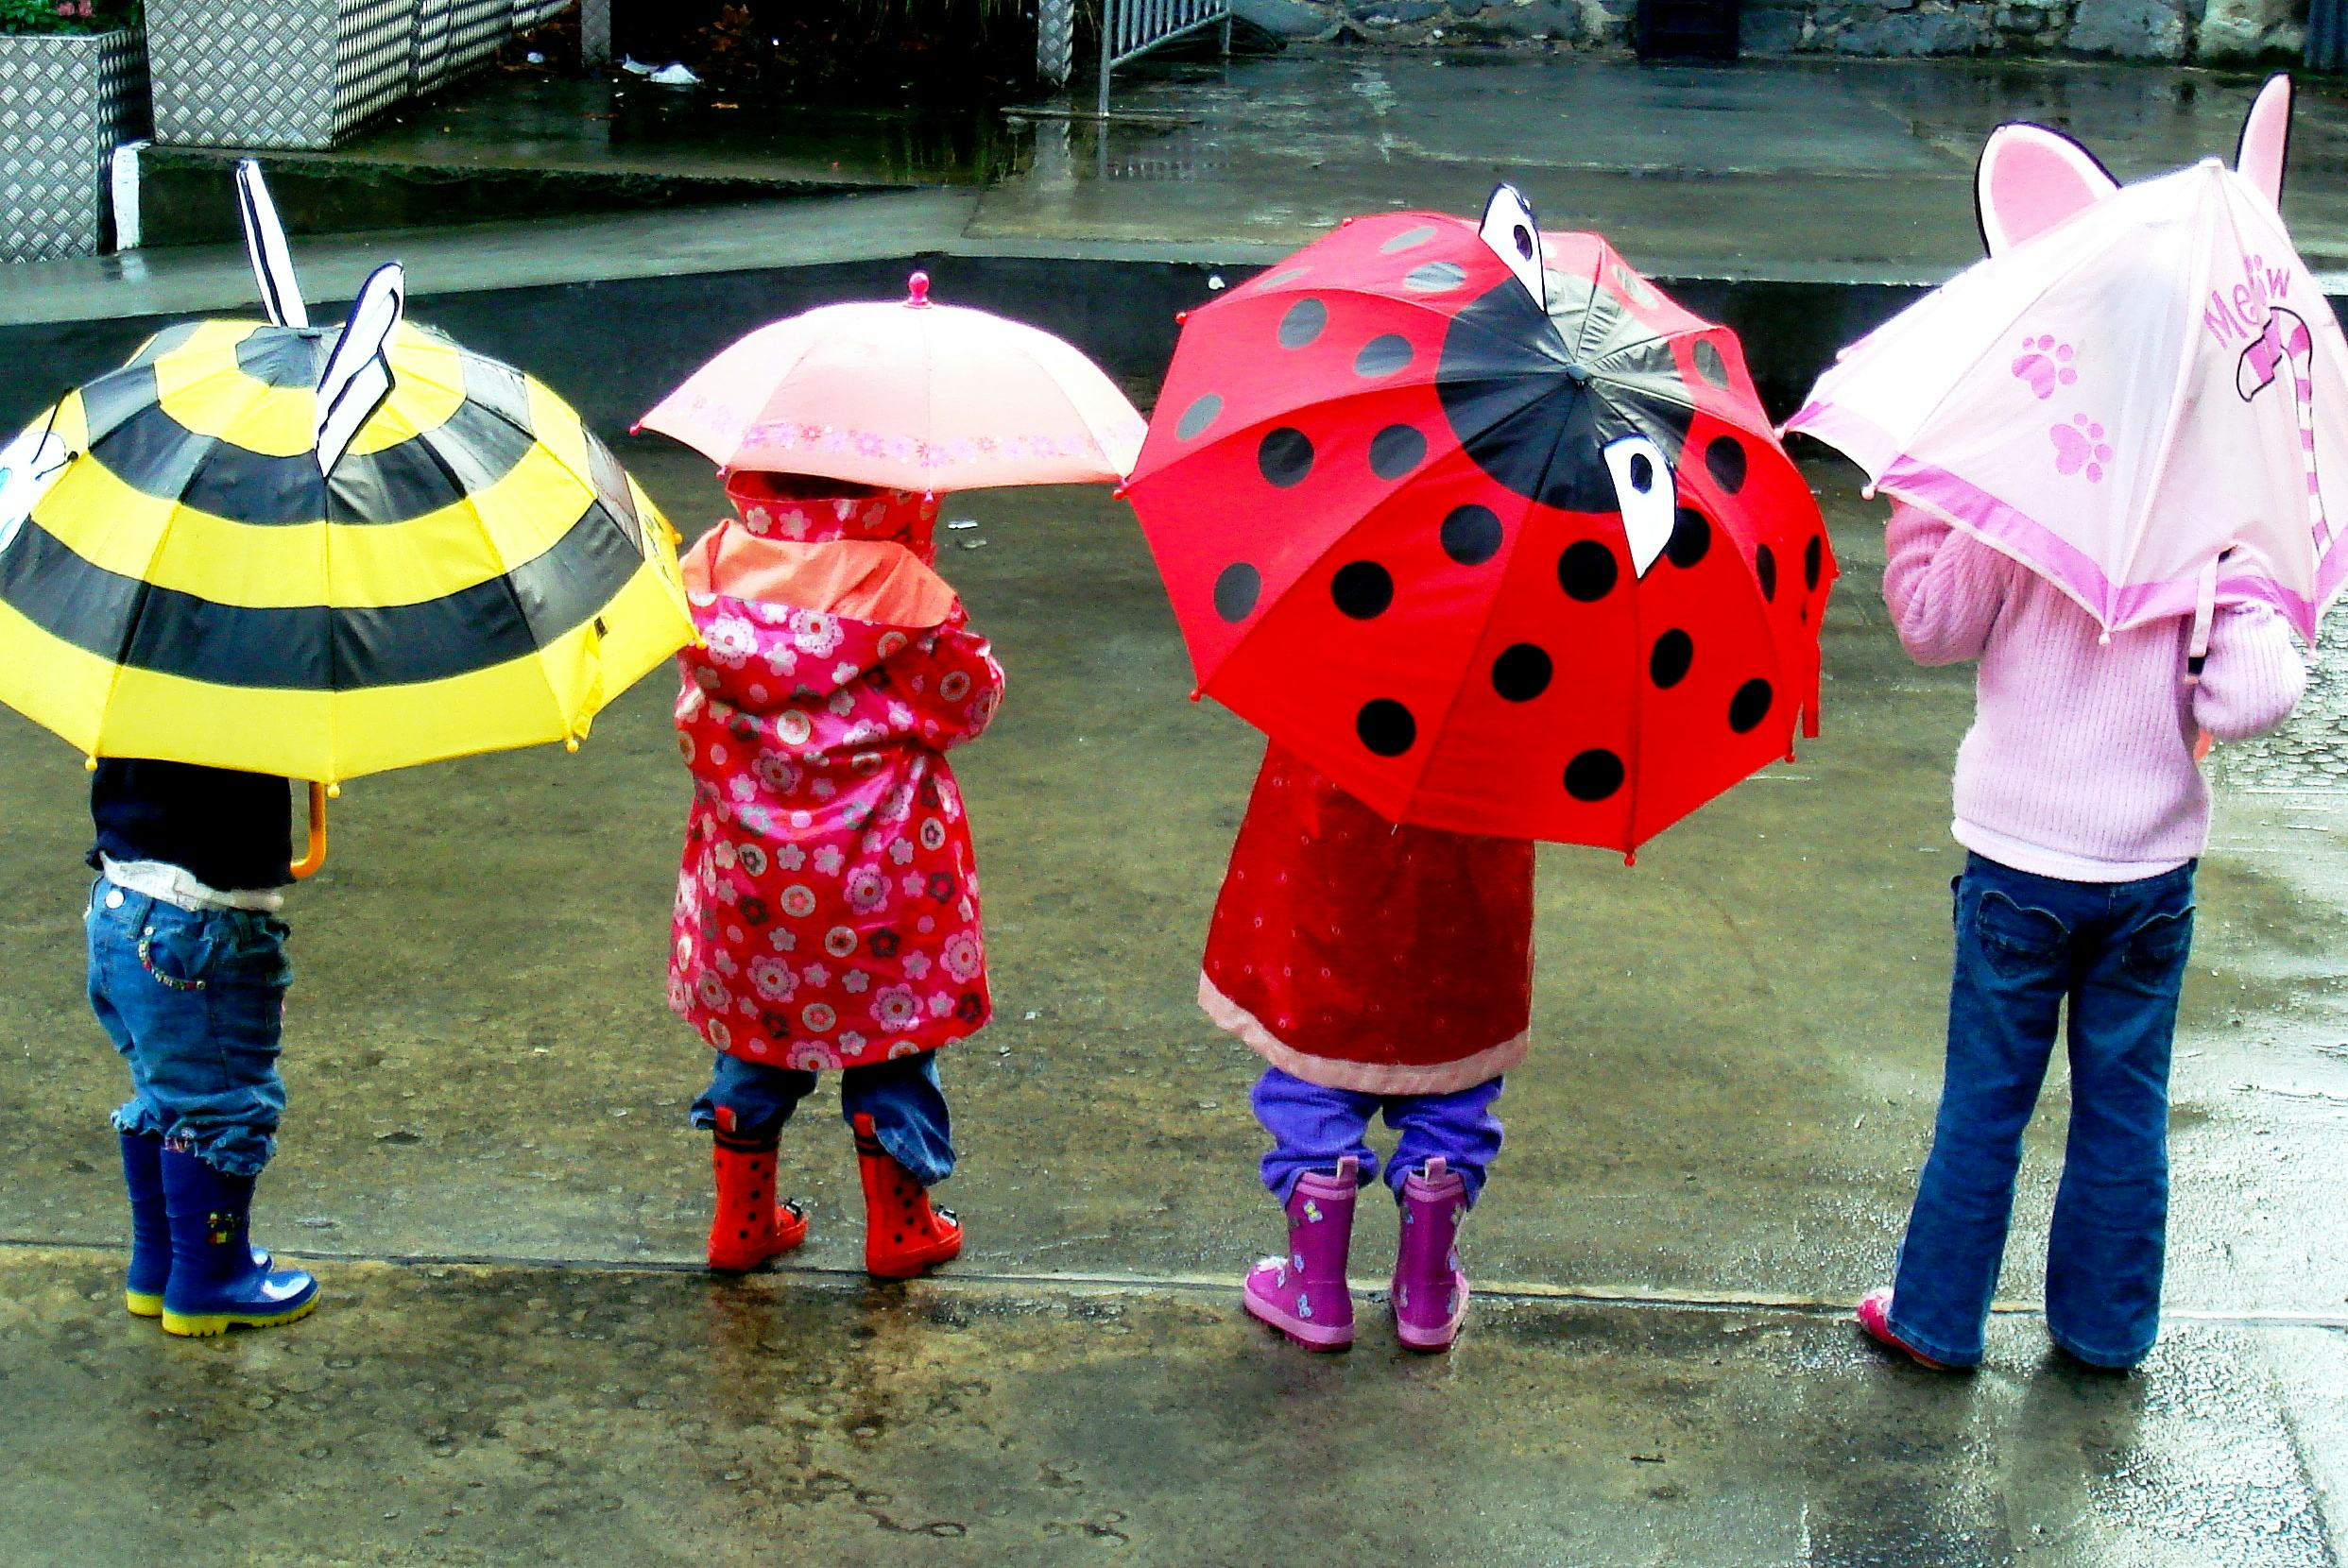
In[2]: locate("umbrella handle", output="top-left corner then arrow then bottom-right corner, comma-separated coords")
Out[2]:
290,781 -> 328,879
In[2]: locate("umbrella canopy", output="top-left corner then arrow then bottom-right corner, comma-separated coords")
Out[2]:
637,272 -> 1147,492
0,314 -> 693,783
1788,75 -> 2342,642
1125,191 -> 1834,853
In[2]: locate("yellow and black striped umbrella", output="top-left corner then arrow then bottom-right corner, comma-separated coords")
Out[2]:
0,316 -> 692,785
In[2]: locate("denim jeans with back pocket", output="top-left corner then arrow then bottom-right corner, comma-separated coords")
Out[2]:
87,878 -> 294,1177
1889,852 -> 2196,1369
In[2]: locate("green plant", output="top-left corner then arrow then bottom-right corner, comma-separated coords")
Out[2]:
0,0 -> 141,35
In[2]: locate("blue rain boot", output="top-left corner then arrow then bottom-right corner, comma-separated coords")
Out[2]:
122,1131 -> 275,1320
159,1145 -> 317,1338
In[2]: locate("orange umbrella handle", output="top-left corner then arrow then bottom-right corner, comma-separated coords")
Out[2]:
290,781 -> 328,879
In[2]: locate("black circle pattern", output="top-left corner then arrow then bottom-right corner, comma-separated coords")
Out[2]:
1705,436 -> 1748,495
1260,428 -> 1313,488
1330,561 -> 1395,620
1369,424 -> 1426,480
1756,543 -> 1778,602
1557,540 -> 1619,602
1441,505 -> 1503,565
1666,507 -> 1710,569
1565,749 -> 1625,801
1728,678 -> 1774,733
1491,643 -> 1552,702
1805,535 -> 1825,591
1650,628 -> 1693,688
1213,563 -> 1259,622
1357,699 -> 1416,756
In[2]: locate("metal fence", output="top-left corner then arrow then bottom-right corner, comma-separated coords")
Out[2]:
1097,0 -> 1231,114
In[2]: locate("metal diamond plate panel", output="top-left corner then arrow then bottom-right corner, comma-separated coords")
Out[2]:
2,29 -> 148,262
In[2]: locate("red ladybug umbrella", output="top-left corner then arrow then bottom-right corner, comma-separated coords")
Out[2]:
1125,187 -> 1836,855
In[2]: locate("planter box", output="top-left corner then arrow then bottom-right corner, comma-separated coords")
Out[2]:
1,28 -> 148,262
148,0 -> 518,150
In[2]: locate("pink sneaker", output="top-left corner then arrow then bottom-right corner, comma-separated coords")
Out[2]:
1243,1157 -> 1358,1352
1857,1287 -> 1953,1371
1393,1158 -> 1470,1353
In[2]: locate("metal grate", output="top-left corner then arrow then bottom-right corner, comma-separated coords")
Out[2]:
1099,0 -> 1231,116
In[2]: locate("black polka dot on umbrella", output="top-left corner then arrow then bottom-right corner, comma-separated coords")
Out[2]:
1176,394 -> 1223,440
1805,535 -> 1825,591
1259,428 -> 1313,487
1557,540 -> 1619,602
1756,543 -> 1778,601
1491,643 -> 1552,702
1665,507 -> 1710,569
1694,338 -> 1730,388
1379,224 -> 1436,253
1330,560 -> 1395,620
1650,628 -> 1693,689
1354,334 -> 1413,378
1369,424 -> 1426,480
1441,504 -> 1502,565
1728,678 -> 1774,733
1403,261 -> 1467,294
1279,298 -> 1328,349
1705,436 -> 1748,495
1564,748 -> 1625,802
1357,699 -> 1416,756
1213,563 -> 1260,622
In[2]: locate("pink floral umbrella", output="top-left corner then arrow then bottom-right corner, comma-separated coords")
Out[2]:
1789,76 -> 2345,643
638,273 -> 1146,492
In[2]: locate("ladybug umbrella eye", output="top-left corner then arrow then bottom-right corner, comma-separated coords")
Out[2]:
1603,434 -> 1677,578
1477,182 -> 1548,314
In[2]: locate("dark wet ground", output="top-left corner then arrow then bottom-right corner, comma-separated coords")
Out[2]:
0,455 -> 2343,1563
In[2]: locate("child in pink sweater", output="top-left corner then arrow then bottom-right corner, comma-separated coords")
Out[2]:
1860,503 -> 2305,1371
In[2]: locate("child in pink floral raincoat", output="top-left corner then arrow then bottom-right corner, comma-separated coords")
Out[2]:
670,470 -> 1003,1279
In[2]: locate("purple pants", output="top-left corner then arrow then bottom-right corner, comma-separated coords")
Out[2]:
1253,1066 -> 1504,1206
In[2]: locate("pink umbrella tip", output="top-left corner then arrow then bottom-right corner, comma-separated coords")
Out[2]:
906,272 -> 933,308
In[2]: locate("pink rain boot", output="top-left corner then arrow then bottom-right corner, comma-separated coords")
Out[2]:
1857,1287 -> 1953,1371
1393,1157 -> 1470,1353
1243,1156 -> 1358,1352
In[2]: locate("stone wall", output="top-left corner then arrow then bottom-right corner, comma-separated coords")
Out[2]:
1234,0 -> 2305,61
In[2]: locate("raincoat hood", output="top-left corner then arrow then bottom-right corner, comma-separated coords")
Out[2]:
725,470 -> 941,561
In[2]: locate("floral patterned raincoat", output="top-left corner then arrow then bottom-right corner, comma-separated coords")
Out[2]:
669,480 -> 1003,1072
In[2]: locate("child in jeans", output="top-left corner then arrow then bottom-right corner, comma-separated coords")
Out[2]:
1203,745 -> 1534,1354
1861,503 -> 2304,1371
89,760 -> 319,1336
669,471 -> 1002,1279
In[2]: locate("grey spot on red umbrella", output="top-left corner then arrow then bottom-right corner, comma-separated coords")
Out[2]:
1357,699 -> 1416,756
1369,424 -> 1426,480
1694,338 -> 1730,388
1650,629 -> 1694,689
1557,540 -> 1619,602
1355,335 -> 1414,378
1565,749 -> 1625,801
1279,299 -> 1328,349
1176,394 -> 1223,440
1441,504 -> 1502,565
1379,225 -> 1437,253
1331,561 -> 1395,620
1403,262 -> 1467,294
1259,428 -> 1313,487
1214,562 -> 1260,622
1491,643 -> 1552,702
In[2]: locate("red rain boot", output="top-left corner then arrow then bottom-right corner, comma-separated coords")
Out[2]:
707,1119 -> 807,1272
853,1113 -> 962,1279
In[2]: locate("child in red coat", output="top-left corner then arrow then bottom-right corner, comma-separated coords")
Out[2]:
670,471 -> 1002,1278
1204,745 -> 1534,1353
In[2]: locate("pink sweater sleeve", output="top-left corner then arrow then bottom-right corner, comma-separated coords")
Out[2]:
2193,601 -> 2306,741
1881,503 -> 2014,666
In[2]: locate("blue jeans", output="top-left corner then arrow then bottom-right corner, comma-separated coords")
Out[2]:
1891,853 -> 2196,1370
1253,1066 -> 1505,1206
87,878 -> 293,1178
692,1049 -> 955,1187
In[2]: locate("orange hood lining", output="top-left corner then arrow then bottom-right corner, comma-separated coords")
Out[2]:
683,521 -> 959,628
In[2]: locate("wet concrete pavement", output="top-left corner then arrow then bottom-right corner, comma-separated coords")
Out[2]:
0,457 -> 2344,1562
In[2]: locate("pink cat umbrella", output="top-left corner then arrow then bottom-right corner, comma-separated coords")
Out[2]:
1789,76 -> 2346,645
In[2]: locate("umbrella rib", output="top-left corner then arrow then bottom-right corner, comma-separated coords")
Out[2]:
2111,182 -> 2228,604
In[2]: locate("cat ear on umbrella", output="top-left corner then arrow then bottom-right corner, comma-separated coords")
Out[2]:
1975,123 -> 2119,257
1478,183 -> 1548,312
2237,73 -> 2292,208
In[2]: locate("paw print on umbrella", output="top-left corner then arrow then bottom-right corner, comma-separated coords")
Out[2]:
2050,413 -> 2115,483
2011,333 -> 2079,401
1126,185 -> 1836,854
